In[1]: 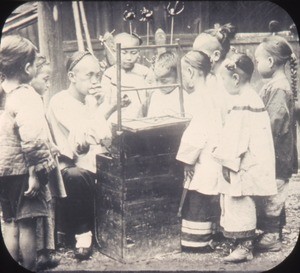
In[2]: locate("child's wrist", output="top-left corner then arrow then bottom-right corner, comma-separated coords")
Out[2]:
28,166 -> 37,176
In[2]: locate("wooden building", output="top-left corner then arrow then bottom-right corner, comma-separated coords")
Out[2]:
1,1 -> 299,98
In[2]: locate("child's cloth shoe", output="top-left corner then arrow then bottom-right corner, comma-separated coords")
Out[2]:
223,241 -> 253,263
256,232 -> 282,252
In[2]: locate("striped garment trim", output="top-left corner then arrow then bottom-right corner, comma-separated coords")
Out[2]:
231,106 -> 266,112
181,232 -> 211,242
182,219 -> 212,230
181,226 -> 212,235
181,240 -> 209,247
222,229 -> 256,239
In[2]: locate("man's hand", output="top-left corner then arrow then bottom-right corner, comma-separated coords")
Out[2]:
50,142 -> 61,157
120,94 -> 131,108
222,166 -> 231,183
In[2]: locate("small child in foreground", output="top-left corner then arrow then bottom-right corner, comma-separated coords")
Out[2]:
0,35 -> 55,271
212,53 -> 277,263
30,54 -> 63,270
254,35 -> 298,252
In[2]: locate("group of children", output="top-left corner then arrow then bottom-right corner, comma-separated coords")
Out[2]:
0,22 -> 298,271
177,29 -> 298,263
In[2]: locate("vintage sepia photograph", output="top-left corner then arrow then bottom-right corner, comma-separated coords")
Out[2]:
0,1 -> 299,272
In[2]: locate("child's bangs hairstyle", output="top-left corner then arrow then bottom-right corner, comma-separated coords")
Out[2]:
154,51 -> 178,74
0,35 -> 37,79
261,36 -> 298,100
204,23 -> 236,59
224,53 -> 254,81
182,50 -> 211,76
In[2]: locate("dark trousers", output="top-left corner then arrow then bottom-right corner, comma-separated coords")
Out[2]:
56,167 -> 95,236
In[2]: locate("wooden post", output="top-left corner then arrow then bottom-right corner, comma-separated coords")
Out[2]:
37,1 -> 65,104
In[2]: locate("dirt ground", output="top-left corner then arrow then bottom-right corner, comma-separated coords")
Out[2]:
42,176 -> 300,273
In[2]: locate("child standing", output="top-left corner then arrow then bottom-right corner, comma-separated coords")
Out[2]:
212,53 -> 277,262
101,32 -> 149,120
192,23 -> 236,122
0,35 -> 55,271
147,51 -> 183,117
30,54 -> 63,270
176,50 -> 222,252
254,36 -> 298,251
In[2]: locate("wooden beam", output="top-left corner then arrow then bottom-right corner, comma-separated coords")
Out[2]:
5,3 -> 37,24
2,14 -> 37,33
37,1 -> 65,103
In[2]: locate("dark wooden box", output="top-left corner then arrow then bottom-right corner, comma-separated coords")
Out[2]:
95,117 -> 189,262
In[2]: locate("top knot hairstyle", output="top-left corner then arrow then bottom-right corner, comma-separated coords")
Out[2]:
204,23 -> 237,58
224,53 -> 254,81
0,35 -> 37,80
261,35 -> 298,101
182,50 -> 212,77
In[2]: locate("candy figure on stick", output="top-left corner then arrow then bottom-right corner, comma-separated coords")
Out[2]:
123,4 -> 136,35
140,7 -> 154,45
167,1 -> 184,44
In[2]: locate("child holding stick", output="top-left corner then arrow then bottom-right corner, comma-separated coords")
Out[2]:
0,35 -> 55,271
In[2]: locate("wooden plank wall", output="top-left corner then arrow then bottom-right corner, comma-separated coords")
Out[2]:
2,1 -> 298,94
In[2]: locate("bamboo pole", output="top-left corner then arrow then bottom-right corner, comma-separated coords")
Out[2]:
78,1 -> 93,54
116,43 -> 122,132
170,16 -> 174,45
146,21 -> 150,45
176,39 -> 185,117
120,84 -> 180,92
72,1 -> 84,51
121,43 -> 180,50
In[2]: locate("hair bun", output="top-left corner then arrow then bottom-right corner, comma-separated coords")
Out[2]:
219,23 -> 237,41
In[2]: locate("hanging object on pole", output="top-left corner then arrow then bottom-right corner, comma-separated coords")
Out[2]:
166,1 -> 184,44
123,4 -> 136,35
140,7 -> 154,45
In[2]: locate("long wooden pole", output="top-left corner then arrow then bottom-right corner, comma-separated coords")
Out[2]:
72,1 -> 84,51
170,16 -> 174,45
146,21 -> 150,45
116,43 -> 122,132
176,39 -> 185,117
78,1 -> 93,54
